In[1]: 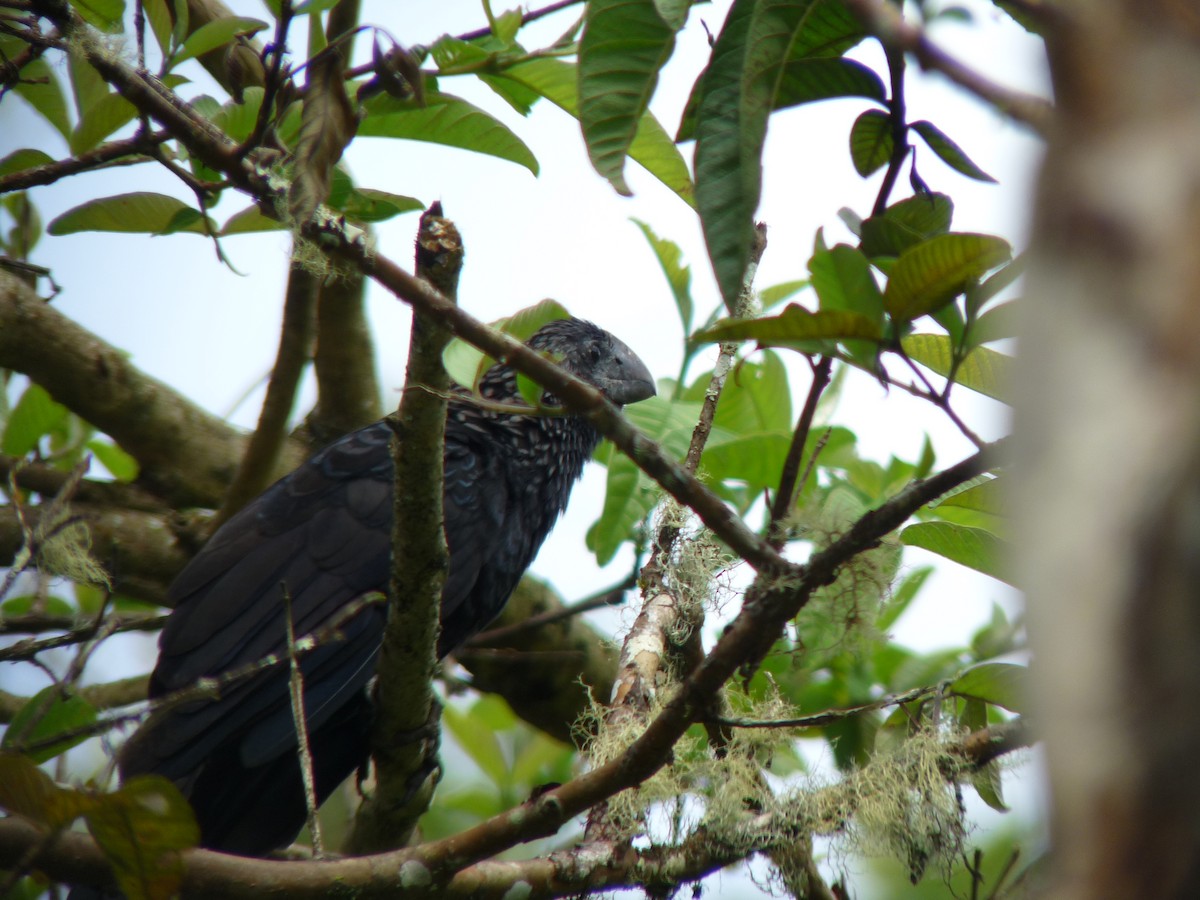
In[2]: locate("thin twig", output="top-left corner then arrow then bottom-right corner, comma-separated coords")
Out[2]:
465,575 -> 633,646
768,355 -> 833,545
714,682 -> 943,729
0,132 -> 168,194
282,583 -> 324,857
872,45 -> 911,216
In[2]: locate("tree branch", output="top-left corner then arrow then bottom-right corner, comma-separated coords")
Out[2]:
843,0 -> 1053,134
0,271 -> 305,507
346,204 -> 461,854
215,259 -> 318,526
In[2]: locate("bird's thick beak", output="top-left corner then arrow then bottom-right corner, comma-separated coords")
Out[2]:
606,341 -> 656,406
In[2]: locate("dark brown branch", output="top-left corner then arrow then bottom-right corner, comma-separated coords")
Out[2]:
0,454 -> 167,513
0,131 -> 168,194
768,355 -> 832,545
215,260 -> 318,526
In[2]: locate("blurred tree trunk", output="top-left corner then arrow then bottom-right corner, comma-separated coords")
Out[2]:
1019,3 -> 1200,896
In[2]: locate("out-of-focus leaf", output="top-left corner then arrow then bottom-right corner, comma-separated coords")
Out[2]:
849,108 -> 892,177
3,383 -> 69,456
68,49 -> 109,121
910,119 -> 996,183
632,218 -> 692,334
70,0 -> 125,31
48,193 -> 214,236
11,56 -> 72,140
759,279 -> 809,311
442,703 -> 509,785
588,396 -> 700,564
71,93 -> 138,154
360,91 -> 537,174
860,192 -> 954,258
0,753 -> 92,827
900,521 -> 1012,585
442,299 -> 571,391
85,776 -> 200,900
884,233 -> 1011,321
495,58 -> 692,203
219,204 -> 284,235
170,16 -> 269,67
142,0 -> 174,55
937,477 -> 1004,515
0,149 -> 55,178
969,298 -> 1019,347
950,662 -> 1029,714
901,333 -> 1011,402
579,0 -> 680,196
87,438 -> 141,482
696,304 -> 881,346
342,188 -> 423,223
2,687 -> 98,764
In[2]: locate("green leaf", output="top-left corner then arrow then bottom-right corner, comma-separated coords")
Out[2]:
0,149 -> 55,179
695,304 -> 881,345
910,119 -> 997,183
0,753 -> 93,828
789,0 -> 865,56
774,57 -> 885,111
442,299 -> 571,391
900,521 -> 1012,585
901,333 -> 1012,402
950,662 -> 1029,714
2,687 -> 98,764
579,0 -> 680,196
589,396 -> 701,564
87,438 -> 140,482
694,0 -> 831,307
810,243 -> 884,322
85,776 -> 200,900
860,192 -> 954,258
969,298 -> 1019,346
360,91 -> 538,175
937,477 -> 1004,515
70,0 -> 126,31
496,58 -> 693,205
219,205 -> 284,235
71,93 -> 138,154
884,233 -> 1011,321
48,192 -> 214,236
3,383 -> 69,457
142,0 -> 175,55
170,16 -> 270,67
632,218 -> 692,334
69,49 -> 110,123
758,279 -> 809,311
11,56 -> 73,140
341,188 -> 423,224
442,703 -> 509,785
848,108 -> 893,177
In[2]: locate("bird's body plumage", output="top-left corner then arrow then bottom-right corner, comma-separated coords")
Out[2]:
116,318 -> 654,856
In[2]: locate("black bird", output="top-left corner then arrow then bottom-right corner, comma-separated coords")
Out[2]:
118,317 -> 654,856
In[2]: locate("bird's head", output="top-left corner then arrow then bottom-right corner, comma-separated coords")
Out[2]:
527,317 -> 656,407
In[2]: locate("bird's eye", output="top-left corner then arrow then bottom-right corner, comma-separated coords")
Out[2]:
588,343 -> 603,364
